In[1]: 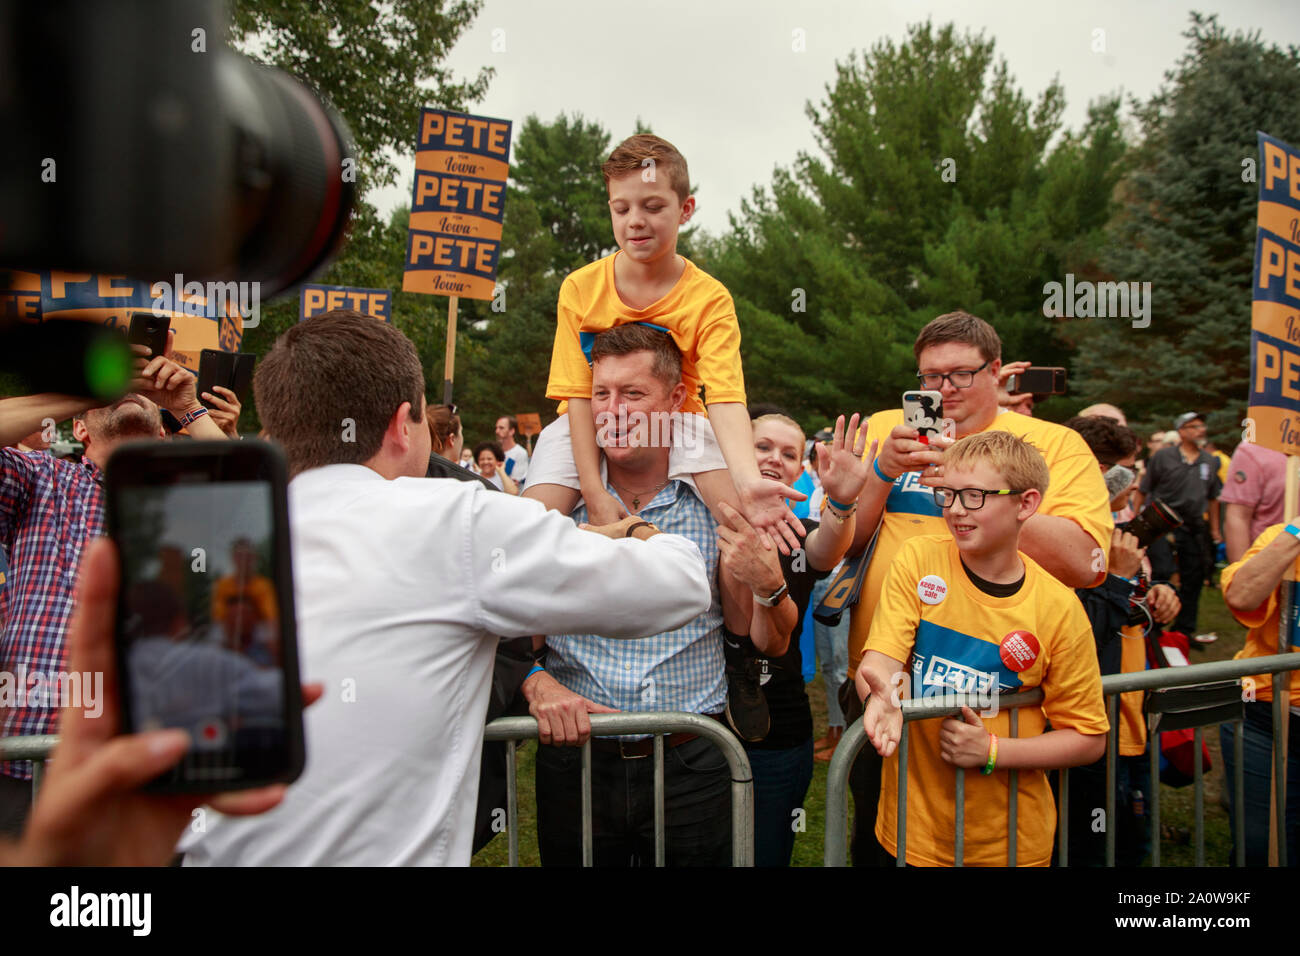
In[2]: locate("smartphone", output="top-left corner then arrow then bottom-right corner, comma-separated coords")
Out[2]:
127,311 -> 170,359
230,352 -> 256,401
1006,366 -> 1067,395
902,390 -> 945,443
105,439 -> 304,791
196,349 -> 236,409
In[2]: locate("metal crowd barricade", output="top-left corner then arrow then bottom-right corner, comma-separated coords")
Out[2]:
0,734 -> 57,795
824,652 -> 1300,867
484,711 -> 755,866
0,712 -> 755,867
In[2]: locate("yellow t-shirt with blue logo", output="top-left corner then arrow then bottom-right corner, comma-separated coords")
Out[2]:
848,408 -> 1113,672
866,535 -> 1109,867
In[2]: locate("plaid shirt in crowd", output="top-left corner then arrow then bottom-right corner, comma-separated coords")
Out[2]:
0,449 -> 105,779
547,480 -> 725,737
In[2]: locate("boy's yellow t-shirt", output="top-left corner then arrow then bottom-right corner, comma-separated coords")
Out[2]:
545,252 -> 745,415
867,535 -> 1109,867
848,408 -> 1113,672
1220,523 -> 1300,703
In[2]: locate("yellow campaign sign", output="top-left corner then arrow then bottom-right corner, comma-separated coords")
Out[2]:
403,109 -> 512,302
5,270 -> 242,375
1248,132 -> 1300,456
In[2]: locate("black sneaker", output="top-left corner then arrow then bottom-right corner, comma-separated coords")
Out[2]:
723,633 -> 770,743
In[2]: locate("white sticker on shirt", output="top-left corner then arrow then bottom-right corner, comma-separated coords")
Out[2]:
918,575 -> 947,605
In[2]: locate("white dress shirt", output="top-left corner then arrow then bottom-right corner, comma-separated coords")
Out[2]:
181,463 -> 710,866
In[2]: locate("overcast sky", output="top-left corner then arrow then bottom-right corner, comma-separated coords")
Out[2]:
370,0 -> 1300,237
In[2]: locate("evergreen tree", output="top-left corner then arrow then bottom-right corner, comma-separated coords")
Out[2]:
230,0 -> 493,429
451,114 -> 616,445
1069,13 -> 1300,447
706,20 -> 1125,429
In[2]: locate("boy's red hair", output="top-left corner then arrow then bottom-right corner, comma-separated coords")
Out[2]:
602,134 -> 690,203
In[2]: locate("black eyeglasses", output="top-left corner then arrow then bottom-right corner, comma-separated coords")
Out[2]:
916,361 -> 990,390
932,486 -> 1025,510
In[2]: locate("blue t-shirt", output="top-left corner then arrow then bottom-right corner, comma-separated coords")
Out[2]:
791,470 -> 816,520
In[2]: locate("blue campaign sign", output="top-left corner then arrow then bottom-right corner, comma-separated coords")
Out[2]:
299,284 -> 392,323
1250,132 -> 1300,456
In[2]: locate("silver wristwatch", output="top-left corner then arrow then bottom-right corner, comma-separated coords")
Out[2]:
754,581 -> 789,607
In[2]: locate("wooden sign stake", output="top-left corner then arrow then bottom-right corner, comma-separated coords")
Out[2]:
442,294 -> 458,406
1268,453 -> 1298,865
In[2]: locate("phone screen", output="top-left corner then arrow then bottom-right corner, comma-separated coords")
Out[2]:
107,441 -> 302,789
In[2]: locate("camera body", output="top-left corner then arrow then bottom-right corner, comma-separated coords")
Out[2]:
0,0 -> 355,297
1118,498 -> 1183,549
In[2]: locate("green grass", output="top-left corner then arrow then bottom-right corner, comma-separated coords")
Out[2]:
472,582 -> 1250,867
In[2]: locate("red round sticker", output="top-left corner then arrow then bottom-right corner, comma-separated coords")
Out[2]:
999,631 -> 1040,672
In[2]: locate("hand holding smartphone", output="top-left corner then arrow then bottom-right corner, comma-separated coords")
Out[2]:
104,439 -> 304,791
127,312 -> 171,359
197,349 -> 256,410
902,390 -> 944,444
1005,366 -> 1067,396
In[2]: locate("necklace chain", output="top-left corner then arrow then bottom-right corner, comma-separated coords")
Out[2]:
609,477 -> 671,509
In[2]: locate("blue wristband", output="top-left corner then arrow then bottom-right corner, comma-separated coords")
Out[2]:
525,664 -> 545,681
826,496 -> 855,513
1286,523 -> 1300,542
872,457 -> 897,484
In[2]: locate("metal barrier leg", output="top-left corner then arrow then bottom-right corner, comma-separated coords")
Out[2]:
897,722 -> 908,867
729,751 -> 755,868
1058,767 -> 1069,867
1008,708 -> 1018,866
822,722 -> 860,867
31,762 -> 43,799
1193,726 -> 1204,867
654,735 -> 665,868
581,739 -> 593,867
1106,695 -> 1118,867
1150,716 -> 1161,867
1235,718 -> 1246,867
506,740 -> 519,867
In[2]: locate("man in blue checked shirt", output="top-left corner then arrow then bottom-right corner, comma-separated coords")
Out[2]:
525,324 -> 754,867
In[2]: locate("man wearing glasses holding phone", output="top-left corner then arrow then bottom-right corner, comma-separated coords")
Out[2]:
835,311 -> 1113,865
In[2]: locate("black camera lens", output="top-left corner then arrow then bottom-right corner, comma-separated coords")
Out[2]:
219,56 -> 357,296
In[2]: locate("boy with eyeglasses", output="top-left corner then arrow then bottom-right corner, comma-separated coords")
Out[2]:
835,311 -> 1113,863
856,430 -> 1108,866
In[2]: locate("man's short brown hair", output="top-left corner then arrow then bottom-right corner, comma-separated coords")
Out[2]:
590,324 -> 683,391
944,430 -> 1050,496
601,134 -> 690,203
254,309 -> 425,476
914,311 -> 1002,365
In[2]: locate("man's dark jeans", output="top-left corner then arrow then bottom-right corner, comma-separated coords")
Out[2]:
747,737 -> 814,867
1220,702 -> 1300,866
1171,522 -> 1207,635
0,773 -> 32,839
535,735 -> 732,866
